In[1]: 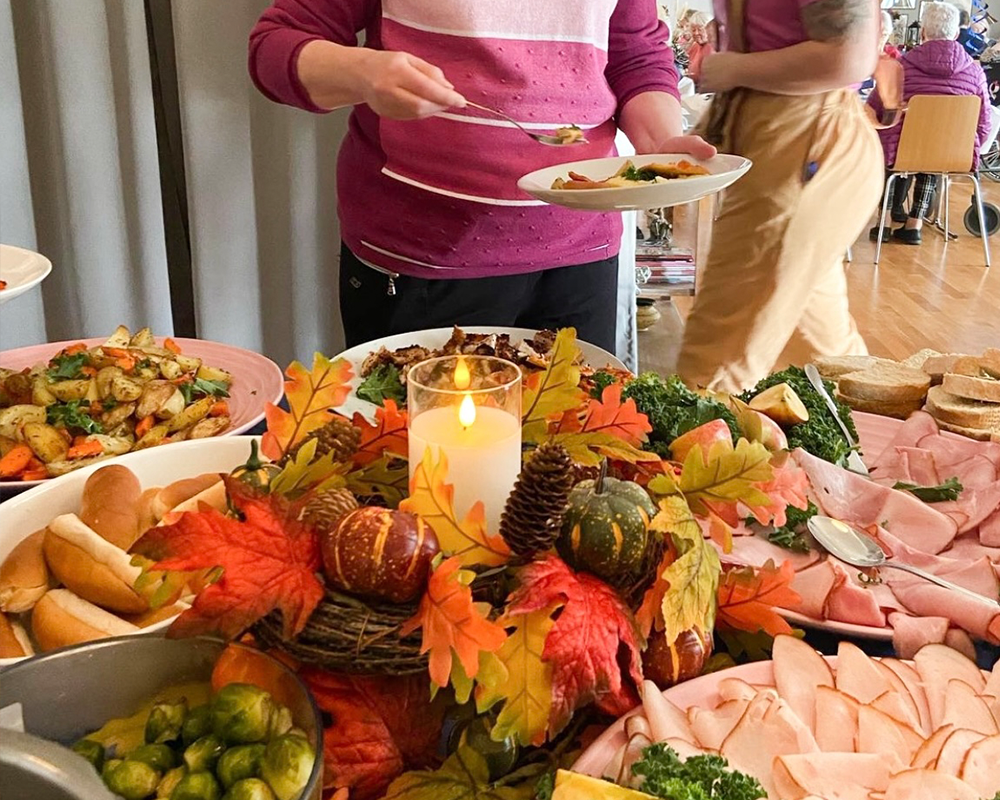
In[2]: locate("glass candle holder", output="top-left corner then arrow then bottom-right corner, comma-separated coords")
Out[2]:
407,355 -> 522,533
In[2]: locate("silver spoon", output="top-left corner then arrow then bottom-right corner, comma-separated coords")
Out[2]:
462,101 -> 587,146
803,363 -> 870,477
807,515 -> 1000,607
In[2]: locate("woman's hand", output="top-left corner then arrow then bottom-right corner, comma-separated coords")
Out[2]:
646,135 -> 718,160
697,52 -> 744,93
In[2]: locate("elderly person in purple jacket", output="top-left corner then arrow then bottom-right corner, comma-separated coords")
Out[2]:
868,1 -> 991,245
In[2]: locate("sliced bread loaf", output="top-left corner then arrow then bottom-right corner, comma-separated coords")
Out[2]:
981,348 -> 1000,379
941,373 -> 1000,404
902,348 -> 941,370
837,363 -> 931,405
811,355 -> 893,380
920,353 -> 967,384
932,416 -> 997,442
925,385 -> 1000,431
836,390 -> 923,419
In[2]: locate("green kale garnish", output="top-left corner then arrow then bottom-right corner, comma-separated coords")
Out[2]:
767,500 -> 819,553
589,370 -> 619,399
893,476 -> 963,503
623,373 -> 739,458
622,164 -> 658,182
179,377 -> 230,404
356,363 -> 406,407
740,367 -> 858,467
632,744 -> 766,800
46,352 -> 88,380
47,400 -> 104,434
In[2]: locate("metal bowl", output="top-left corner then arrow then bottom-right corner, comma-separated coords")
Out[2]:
0,636 -> 323,799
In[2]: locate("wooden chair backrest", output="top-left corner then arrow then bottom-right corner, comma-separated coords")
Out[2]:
893,94 -> 982,174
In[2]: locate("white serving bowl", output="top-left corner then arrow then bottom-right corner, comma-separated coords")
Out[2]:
0,436 -> 259,667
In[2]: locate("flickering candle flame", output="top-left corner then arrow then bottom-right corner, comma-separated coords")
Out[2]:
454,356 -> 471,390
458,393 -> 476,429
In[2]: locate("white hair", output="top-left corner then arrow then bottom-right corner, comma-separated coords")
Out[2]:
880,10 -> 893,44
921,1 -> 961,41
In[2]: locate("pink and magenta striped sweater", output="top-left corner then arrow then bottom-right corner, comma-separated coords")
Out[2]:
249,0 -> 680,279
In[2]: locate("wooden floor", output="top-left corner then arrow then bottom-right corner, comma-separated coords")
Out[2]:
638,179 -> 1000,376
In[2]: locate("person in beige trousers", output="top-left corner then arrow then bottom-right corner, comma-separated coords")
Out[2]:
677,0 -> 885,394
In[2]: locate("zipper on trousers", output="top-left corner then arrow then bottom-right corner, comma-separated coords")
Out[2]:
359,258 -> 400,296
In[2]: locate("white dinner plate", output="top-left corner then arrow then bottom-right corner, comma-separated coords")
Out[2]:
335,326 -> 627,421
0,245 -> 52,304
517,153 -> 752,212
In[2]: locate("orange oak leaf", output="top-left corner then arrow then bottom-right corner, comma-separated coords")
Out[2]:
301,668 -> 444,800
716,559 -> 801,637
134,479 -> 323,640
352,400 -> 409,467
743,456 -> 811,529
261,354 -> 354,460
505,556 -> 643,734
400,556 -> 508,689
399,449 -> 511,567
578,384 -> 653,446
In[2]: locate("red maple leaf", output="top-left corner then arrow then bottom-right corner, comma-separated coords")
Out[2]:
716,559 -> 801,637
577,384 -> 653,446
301,669 -> 444,800
352,401 -> 408,466
134,478 -> 324,640
506,556 -> 643,735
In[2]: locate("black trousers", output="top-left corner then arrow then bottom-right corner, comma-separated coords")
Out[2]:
884,170 -> 939,220
338,243 -> 619,352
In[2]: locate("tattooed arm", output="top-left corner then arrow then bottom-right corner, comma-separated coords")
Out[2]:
698,0 -> 879,95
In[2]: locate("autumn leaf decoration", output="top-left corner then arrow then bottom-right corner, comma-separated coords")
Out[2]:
520,328 -> 586,442
716,559 -> 801,638
261,353 -> 354,460
133,478 -> 324,640
352,400 -> 409,466
383,744 -> 530,800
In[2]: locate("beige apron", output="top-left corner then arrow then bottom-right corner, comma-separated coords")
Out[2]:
678,0 -> 883,393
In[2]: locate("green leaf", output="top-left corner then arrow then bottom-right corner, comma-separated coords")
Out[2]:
549,431 -> 659,466
521,329 -> 585,442
47,400 -> 104,434
179,378 -> 230,405
46,352 -> 88,380
345,454 -> 410,509
679,438 -> 774,515
356,362 -> 406,407
893,476 -> 964,503
766,500 -> 818,553
269,438 -> 348,498
383,745 -> 533,800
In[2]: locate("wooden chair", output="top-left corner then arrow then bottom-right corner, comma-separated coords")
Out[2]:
874,94 -> 991,267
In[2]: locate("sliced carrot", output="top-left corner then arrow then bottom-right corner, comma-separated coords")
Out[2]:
0,445 -> 34,478
115,355 -> 136,372
72,435 -> 90,447
23,457 -> 45,472
66,440 -> 104,460
164,337 -> 181,354
102,347 -> 130,358
80,365 -> 97,377
209,400 -> 229,418
21,468 -> 49,482
135,414 -> 155,438
61,342 -> 88,356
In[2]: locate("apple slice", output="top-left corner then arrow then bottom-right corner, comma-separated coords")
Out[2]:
814,686 -> 859,753
772,634 -> 834,733
881,658 -> 932,734
959,734 -> 1000,797
856,704 -> 924,765
934,728 -> 987,776
773,753 -> 893,800
914,645 -> 985,728
835,641 -> 891,705
883,769 -> 981,800
912,723 -> 956,769
942,679 -> 998,736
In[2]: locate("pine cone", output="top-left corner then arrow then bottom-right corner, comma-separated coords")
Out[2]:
302,487 -> 360,534
287,416 -> 361,464
499,442 -> 574,558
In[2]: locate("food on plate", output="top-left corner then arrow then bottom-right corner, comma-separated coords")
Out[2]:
0,325 -> 233,480
578,638 -> 1000,800
0,529 -> 49,612
0,610 -> 33,657
550,159 -> 710,190
70,679 -> 315,800
748,383 -> 810,427
554,125 -> 587,145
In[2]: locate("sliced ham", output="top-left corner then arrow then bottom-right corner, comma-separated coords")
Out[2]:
869,411 -> 940,469
789,559 -> 840,620
982,507 -> 1000,548
889,612 -> 950,659
934,483 -> 1000,535
721,534 -> 822,572
872,446 -> 942,487
876,527 -> 1000,599
888,572 -> 1000,644
824,561 -> 887,628
773,753 -> 893,800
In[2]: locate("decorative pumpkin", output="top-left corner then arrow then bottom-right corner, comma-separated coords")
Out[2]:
229,440 -> 281,493
320,507 -> 439,603
642,626 -> 713,688
556,463 -> 657,583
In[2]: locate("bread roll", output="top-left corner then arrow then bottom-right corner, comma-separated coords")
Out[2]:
80,465 -> 143,549
136,487 -> 161,537
0,611 -> 33,658
31,589 -> 138,652
151,473 -> 223,521
43,514 -> 148,614
0,529 -> 50,612
158,480 -> 228,526
122,602 -> 187,629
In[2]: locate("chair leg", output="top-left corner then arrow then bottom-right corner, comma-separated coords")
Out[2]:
943,175 -> 951,241
875,173 -> 899,266
970,172 -> 992,267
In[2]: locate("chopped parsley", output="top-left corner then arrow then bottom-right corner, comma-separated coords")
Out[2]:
632,744 -> 766,800
893,476 -> 963,503
46,352 -> 88,380
47,400 -> 104,434
179,377 -> 230,404
134,357 -> 154,371
622,164 -> 659,182
767,500 -> 819,553
356,363 -> 406,407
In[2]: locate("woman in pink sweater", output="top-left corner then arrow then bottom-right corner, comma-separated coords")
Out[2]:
249,0 -> 712,350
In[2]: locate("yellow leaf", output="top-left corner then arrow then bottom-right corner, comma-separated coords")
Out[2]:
679,437 -> 774,515
346,454 -> 409,509
478,605 -> 558,747
521,329 -> 586,442
269,438 -> 348,497
551,431 -> 660,466
383,745 -> 532,800
651,496 -> 721,644
447,650 -> 510,705
399,449 -> 510,567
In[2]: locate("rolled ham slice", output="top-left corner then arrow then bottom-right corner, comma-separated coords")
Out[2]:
870,411 -> 940,469
888,573 -> 1000,644
889,612 -> 950,659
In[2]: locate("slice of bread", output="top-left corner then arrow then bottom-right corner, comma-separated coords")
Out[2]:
836,390 -> 923,420
925,385 -> 1000,431
941,373 -> 1000,404
901,348 -> 941,370
931,416 -> 997,441
981,348 -> 1000,379
811,355 -> 894,380
837,363 -> 931,405
919,353 -> 966,384
950,356 -> 988,377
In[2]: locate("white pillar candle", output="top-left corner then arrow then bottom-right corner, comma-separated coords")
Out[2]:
408,404 -> 521,533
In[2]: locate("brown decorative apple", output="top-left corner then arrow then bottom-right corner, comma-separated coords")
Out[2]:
642,626 -> 713,688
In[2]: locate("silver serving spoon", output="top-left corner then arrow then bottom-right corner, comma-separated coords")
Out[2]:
803,363 -> 870,477
807,515 -> 1000,607
463,101 -> 587,146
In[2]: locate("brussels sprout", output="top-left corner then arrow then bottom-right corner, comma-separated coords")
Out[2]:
267,707 -> 293,741
181,704 -> 213,747
71,738 -> 105,771
211,684 -> 275,745
102,758 -> 124,781
157,766 -> 187,798
146,699 -> 188,744
258,735 -> 314,800
103,759 -> 161,800
169,771 -> 221,800
129,743 -> 176,772
217,744 -> 266,789
221,778 -> 276,800
183,734 -> 226,773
